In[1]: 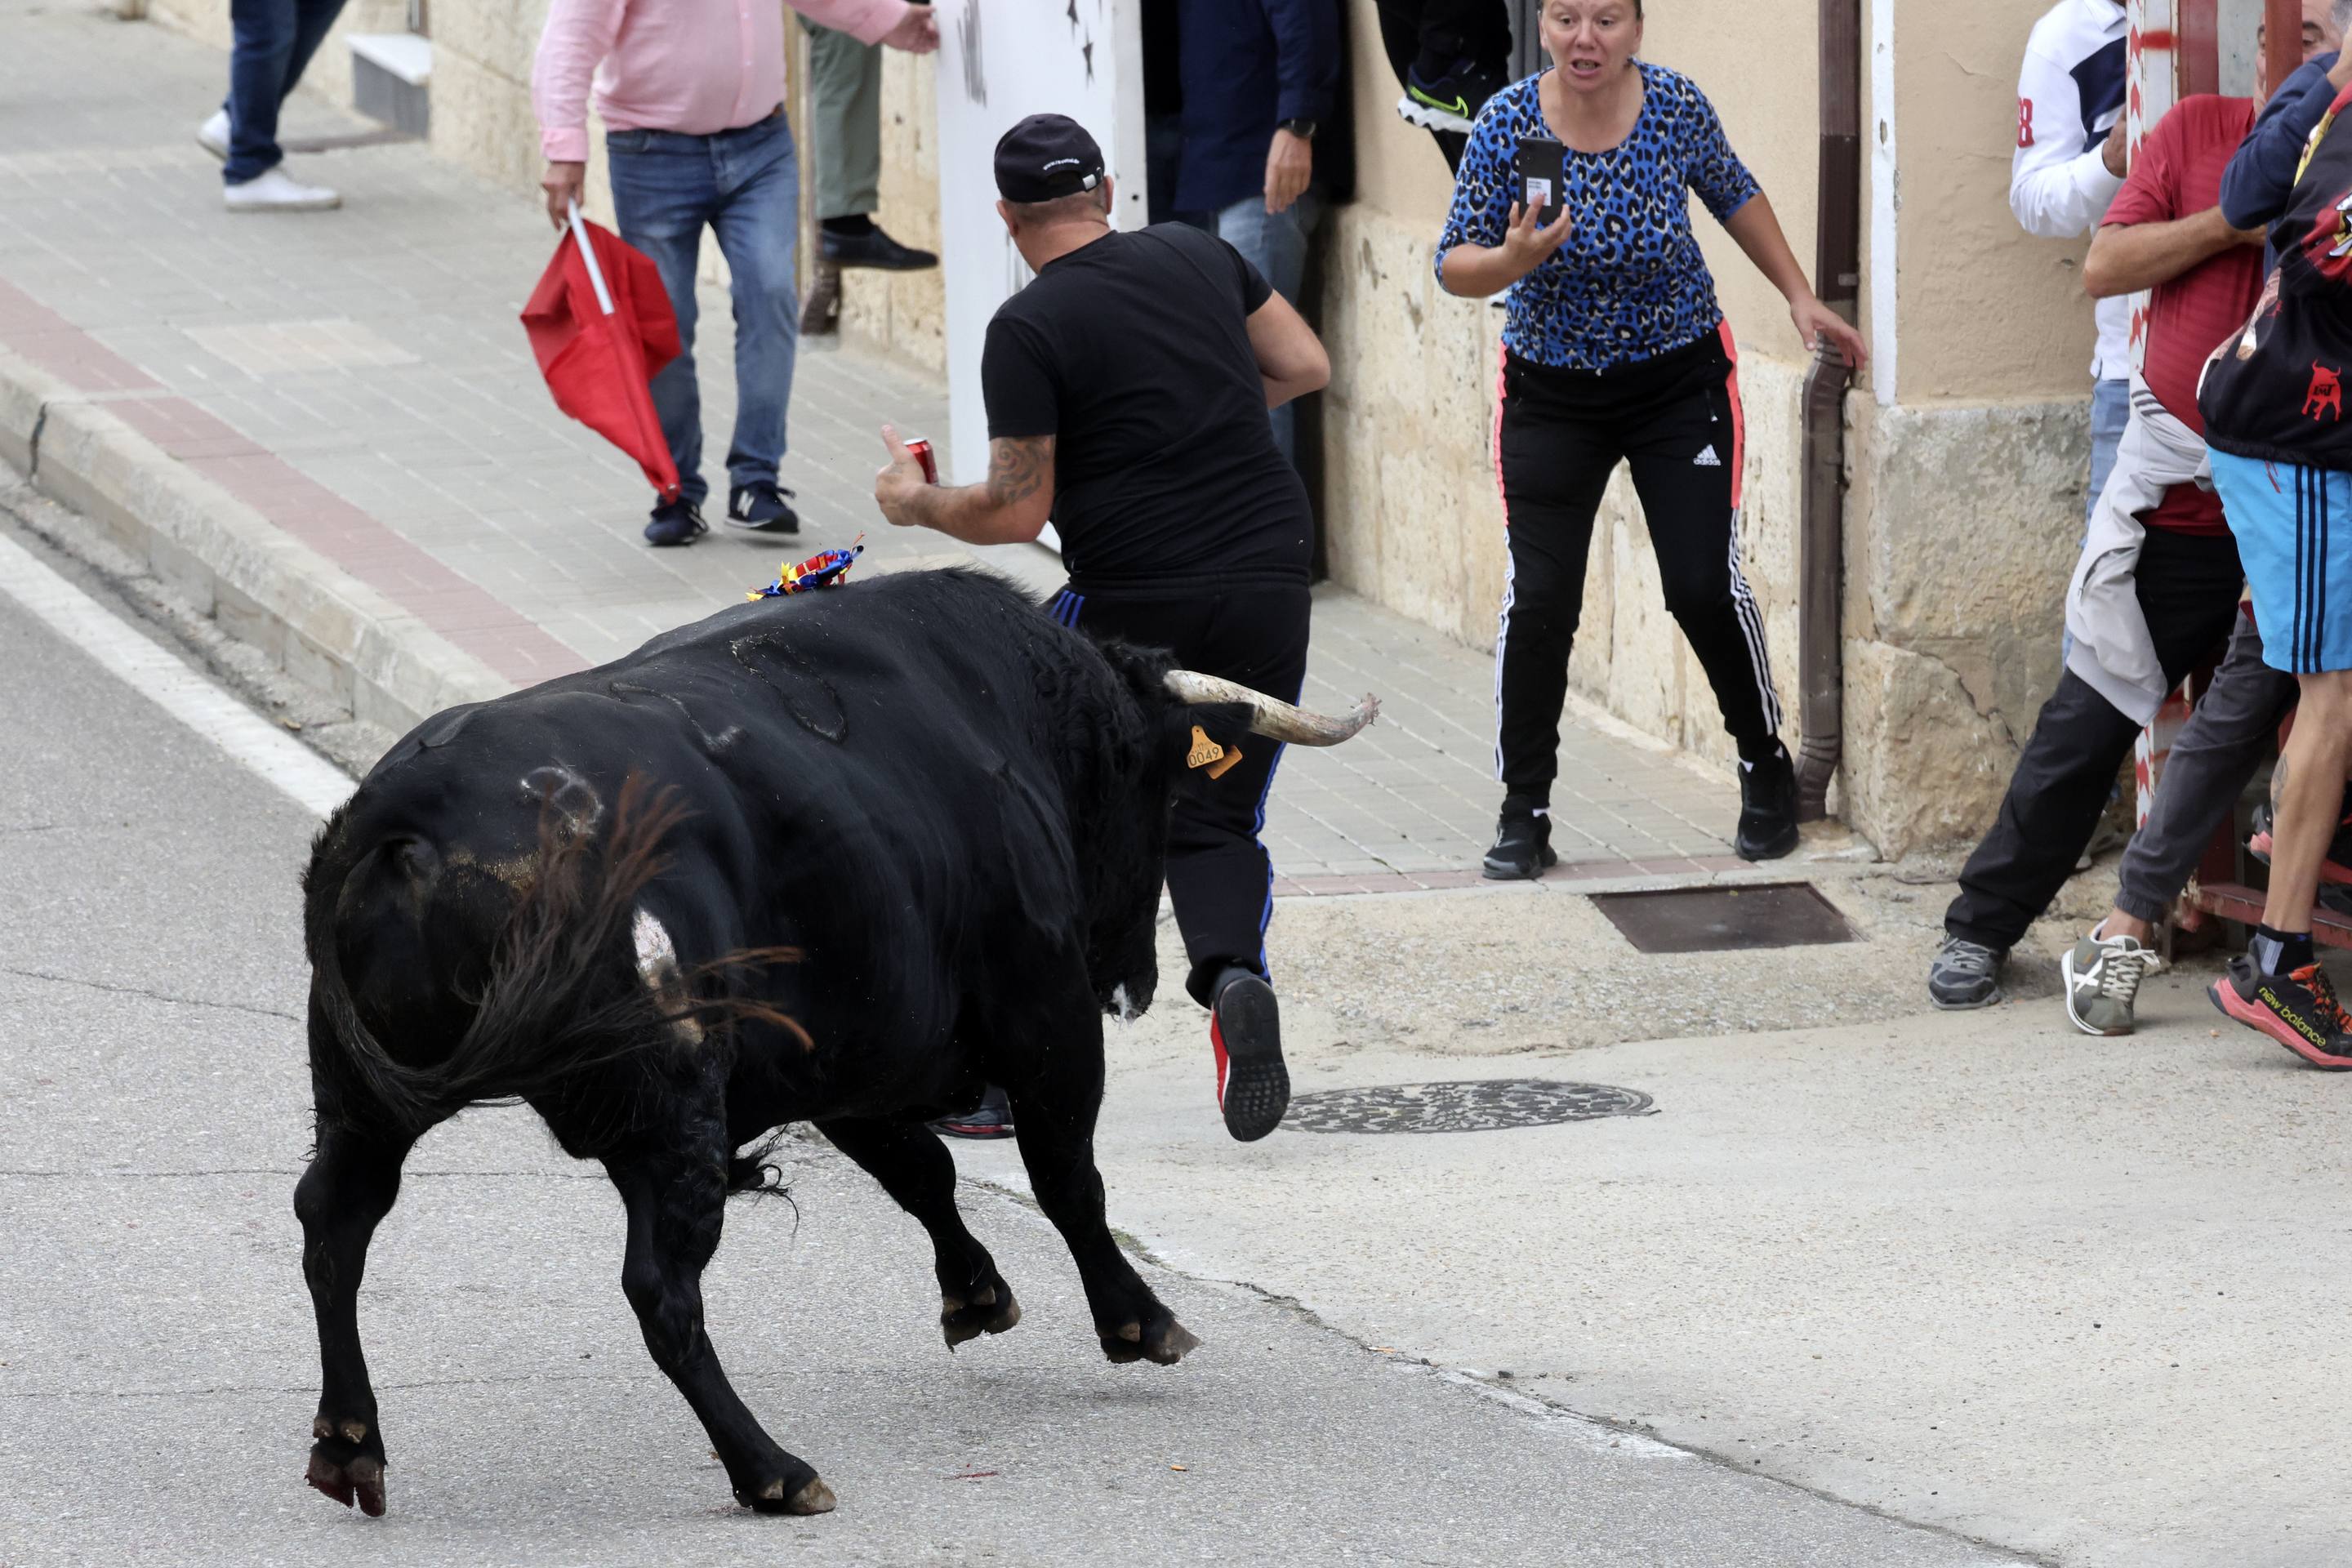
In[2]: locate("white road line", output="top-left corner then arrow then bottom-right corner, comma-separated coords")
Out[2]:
0,532 -> 353,818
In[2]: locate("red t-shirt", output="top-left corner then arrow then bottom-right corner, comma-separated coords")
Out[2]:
2101,94 -> 2265,536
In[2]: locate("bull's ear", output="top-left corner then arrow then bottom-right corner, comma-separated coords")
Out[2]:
1087,634 -> 1174,706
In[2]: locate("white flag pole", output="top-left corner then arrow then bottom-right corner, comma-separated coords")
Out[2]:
568,197 -> 616,316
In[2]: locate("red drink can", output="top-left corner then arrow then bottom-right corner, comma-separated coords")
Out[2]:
904,435 -> 939,484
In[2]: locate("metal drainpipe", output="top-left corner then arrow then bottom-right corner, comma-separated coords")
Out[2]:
1795,0 -> 1864,822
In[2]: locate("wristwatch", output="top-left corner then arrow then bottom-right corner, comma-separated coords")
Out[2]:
1278,118 -> 1318,140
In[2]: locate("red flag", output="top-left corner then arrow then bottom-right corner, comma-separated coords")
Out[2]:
520,212 -> 683,501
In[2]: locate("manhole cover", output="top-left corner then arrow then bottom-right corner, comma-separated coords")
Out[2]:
1284,1080 -> 1654,1134
1589,881 -> 1855,955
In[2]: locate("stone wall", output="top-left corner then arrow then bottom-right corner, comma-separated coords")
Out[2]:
148,0 -> 408,111
832,43 -> 947,376
425,0 -> 557,204
1842,397 -> 2087,852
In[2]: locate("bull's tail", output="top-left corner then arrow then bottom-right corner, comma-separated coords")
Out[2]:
310,774 -> 800,1147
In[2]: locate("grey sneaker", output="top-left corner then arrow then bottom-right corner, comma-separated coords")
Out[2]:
1928,936 -> 2007,1009
2060,930 -> 2165,1036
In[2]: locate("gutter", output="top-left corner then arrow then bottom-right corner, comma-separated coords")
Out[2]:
1796,0 -> 1864,822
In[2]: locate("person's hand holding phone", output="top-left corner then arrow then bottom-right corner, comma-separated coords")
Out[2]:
1495,199 -> 1574,283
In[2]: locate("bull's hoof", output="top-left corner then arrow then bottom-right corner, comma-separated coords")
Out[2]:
941,1284 -> 1022,1348
305,1446 -> 387,1517
737,1475 -> 836,1515
1100,1313 -> 1201,1366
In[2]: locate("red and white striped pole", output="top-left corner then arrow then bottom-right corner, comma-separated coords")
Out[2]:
2128,0 -> 2184,832
2126,0 -> 2180,375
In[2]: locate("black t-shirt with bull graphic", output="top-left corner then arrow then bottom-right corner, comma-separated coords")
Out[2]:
2203,81 -> 2352,466
982,223 -> 1313,590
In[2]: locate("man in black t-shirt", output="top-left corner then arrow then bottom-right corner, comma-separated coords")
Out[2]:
875,114 -> 1330,1143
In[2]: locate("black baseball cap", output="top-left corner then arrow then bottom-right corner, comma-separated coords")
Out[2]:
994,114 -> 1106,203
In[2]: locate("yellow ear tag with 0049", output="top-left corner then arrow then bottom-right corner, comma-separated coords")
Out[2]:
1187,725 -> 1245,779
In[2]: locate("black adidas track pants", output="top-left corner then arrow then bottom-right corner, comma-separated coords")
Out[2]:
1490,326 -> 1784,803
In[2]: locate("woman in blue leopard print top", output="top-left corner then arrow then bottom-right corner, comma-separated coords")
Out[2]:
1433,0 -> 1865,878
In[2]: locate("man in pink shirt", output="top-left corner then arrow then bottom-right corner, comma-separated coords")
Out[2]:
533,0 -> 937,546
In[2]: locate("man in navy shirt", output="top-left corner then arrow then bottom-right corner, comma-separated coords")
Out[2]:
2219,11 -> 2352,235
1172,0 -> 1347,465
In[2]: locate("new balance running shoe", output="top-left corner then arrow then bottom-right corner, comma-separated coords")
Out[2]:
1397,60 -> 1507,135
644,497 -> 706,547
2060,929 -> 2165,1036
930,1084 -> 1016,1139
1928,936 -> 2006,1010
1210,971 -> 1289,1142
2208,956 -> 2352,1069
725,481 -> 800,535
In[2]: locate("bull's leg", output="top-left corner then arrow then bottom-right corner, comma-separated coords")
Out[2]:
604,1144 -> 832,1514
816,1116 -> 1021,1349
294,1125 -> 416,1516
1002,1014 -> 1200,1367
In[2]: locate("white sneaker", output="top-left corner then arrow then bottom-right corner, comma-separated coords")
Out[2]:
2060,927 -> 2167,1037
224,167 -> 341,213
196,109 -> 229,161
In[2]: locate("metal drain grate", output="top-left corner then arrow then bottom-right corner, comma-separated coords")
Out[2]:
1590,881 -> 1855,955
1284,1080 -> 1654,1134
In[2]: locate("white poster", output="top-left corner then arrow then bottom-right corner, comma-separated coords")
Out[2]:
933,0 -> 1147,487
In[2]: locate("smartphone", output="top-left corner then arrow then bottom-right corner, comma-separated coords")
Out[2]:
1514,136 -> 1567,229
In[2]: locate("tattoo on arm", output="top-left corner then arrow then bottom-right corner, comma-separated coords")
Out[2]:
2274,755 -> 2291,812
986,435 -> 1054,507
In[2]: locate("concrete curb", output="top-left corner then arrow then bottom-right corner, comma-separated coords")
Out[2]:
0,350 -> 509,736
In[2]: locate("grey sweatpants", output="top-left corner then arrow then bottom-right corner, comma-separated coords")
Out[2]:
2114,613 -> 2297,924
801,20 -> 881,220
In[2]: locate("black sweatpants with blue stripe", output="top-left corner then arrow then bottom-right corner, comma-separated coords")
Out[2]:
1052,581 -> 1311,1009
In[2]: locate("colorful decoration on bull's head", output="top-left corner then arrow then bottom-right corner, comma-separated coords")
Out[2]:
748,537 -> 865,601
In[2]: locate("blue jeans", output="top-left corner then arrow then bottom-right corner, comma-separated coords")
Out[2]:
222,0 -> 348,184
1211,185 -> 1324,466
2087,376 -> 2129,524
606,113 -> 800,509
2065,375 -> 2133,665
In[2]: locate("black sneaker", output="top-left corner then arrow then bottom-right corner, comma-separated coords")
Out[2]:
644,497 -> 706,547
1210,971 -> 1289,1143
725,482 -> 800,535
1927,936 -> 2007,1009
1481,795 -> 1557,880
2210,956 -> 2352,1069
1398,60 -> 1508,135
930,1085 -> 1016,1140
1735,748 -> 1801,861
819,224 -> 939,271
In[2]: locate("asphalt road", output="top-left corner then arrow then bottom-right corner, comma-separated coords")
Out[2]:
0,547 -> 2026,1567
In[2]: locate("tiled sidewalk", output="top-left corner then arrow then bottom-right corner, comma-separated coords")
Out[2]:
0,1 -> 1752,892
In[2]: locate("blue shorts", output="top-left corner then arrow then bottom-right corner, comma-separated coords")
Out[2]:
2208,450 -> 2352,675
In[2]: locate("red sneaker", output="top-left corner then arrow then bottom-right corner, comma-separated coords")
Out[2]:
1210,974 -> 1290,1142
2246,798 -> 2352,885
2209,957 -> 2352,1069
928,1085 -> 1016,1140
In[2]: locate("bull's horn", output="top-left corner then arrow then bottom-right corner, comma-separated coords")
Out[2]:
1162,670 -> 1380,746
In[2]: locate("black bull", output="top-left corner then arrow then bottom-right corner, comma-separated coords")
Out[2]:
292,567 -> 1375,1517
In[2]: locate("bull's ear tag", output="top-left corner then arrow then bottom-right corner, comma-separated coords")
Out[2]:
1205,745 -> 1245,781
1187,725 -> 1225,769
